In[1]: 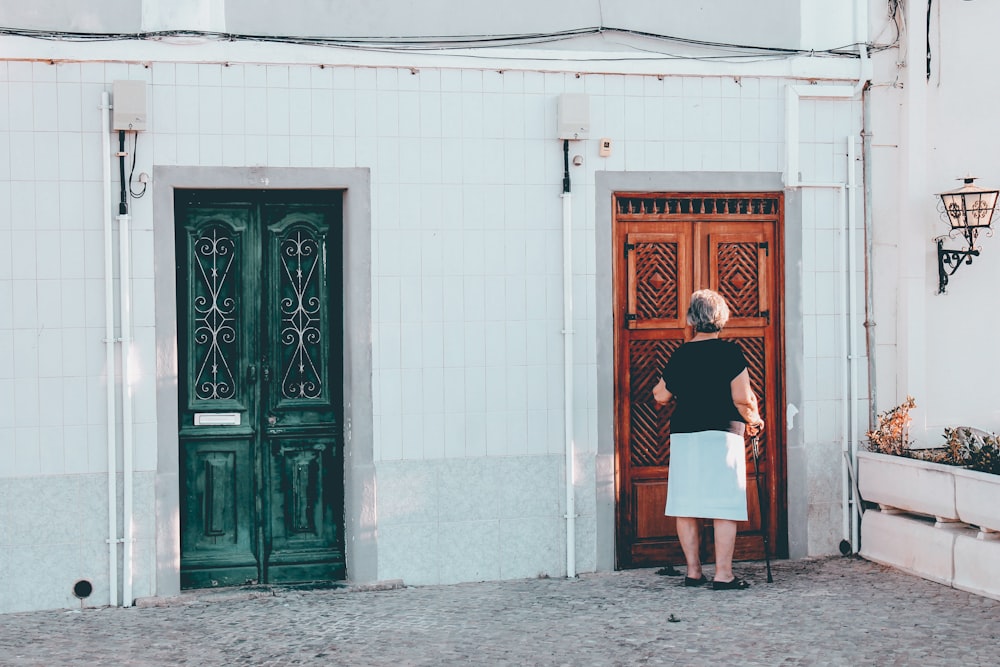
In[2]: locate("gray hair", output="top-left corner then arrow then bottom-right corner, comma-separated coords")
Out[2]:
686,289 -> 730,333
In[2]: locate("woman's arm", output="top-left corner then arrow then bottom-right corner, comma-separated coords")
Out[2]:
730,369 -> 764,434
652,378 -> 673,406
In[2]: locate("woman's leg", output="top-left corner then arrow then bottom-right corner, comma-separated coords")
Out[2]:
712,519 -> 738,582
675,517 -> 702,577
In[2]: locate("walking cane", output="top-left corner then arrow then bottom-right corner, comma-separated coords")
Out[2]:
750,433 -> 774,583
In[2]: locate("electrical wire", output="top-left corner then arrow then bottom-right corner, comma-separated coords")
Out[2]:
0,25 -> 871,61
128,132 -> 146,200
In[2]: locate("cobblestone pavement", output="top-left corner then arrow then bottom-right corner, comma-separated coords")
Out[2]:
1,557 -> 997,666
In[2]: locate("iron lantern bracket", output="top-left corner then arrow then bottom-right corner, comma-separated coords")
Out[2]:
936,236 -> 980,294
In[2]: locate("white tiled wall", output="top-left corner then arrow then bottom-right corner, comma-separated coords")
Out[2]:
0,57 -> 864,606
794,97 -> 866,553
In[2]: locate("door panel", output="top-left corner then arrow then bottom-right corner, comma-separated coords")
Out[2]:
625,228 -> 691,330
264,210 -> 339,423
180,438 -> 257,587
614,192 -> 786,569
179,207 -> 255,427
703,229 -> 771,328
177,190 -> 345,589
262,206 -> 344,583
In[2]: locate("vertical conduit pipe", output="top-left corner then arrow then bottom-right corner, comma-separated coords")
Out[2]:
836,169 -> 851,551
847,136 -> 862,552
119,208 -> 134,607
561,140 -> 576,578
861,84 -> 878,432
101,92 -> 119,607
561,143 -> 577,578
116,130 -> 135,608
851,0 -> 871,551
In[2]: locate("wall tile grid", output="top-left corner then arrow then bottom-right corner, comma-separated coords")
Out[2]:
793,97 -> 865,540
1,62 -> 137,478
359,70 -> 799,464
0,61 -> 165,611
0,57 -> 870,595
1,62 -> 860,460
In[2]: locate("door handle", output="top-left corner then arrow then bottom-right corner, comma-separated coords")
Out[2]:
248,364 -> 257,383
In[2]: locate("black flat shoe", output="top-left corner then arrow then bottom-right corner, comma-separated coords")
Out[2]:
683,574 -> 707,587
712,577 -> 750,590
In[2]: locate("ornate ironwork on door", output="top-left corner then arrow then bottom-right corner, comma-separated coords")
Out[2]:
277,228 -> 324,401
192,225 -> 240,401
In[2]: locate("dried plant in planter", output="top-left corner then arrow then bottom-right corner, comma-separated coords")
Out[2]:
939,427 -> 1000,474
865,396 -> 916,456
970,440 -> 1000,475
941,427 -> 972,466
866,399 -> 999,475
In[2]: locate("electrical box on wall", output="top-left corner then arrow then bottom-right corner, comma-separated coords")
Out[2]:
112,80 -> 147,131
557,93 -> 590,140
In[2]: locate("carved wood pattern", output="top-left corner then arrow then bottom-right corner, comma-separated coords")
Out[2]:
730,337 -> 766,419
629,338 -> 683,467
634,241 -> 679,321
717,242 -> 759,318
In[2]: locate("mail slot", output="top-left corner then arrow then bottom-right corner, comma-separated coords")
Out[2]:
194,412 -> 241,426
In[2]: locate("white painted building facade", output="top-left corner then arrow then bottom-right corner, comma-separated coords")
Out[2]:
5,0 -> 989,615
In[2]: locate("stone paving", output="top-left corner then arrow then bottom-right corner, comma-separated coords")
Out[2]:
1,557 -> 997,666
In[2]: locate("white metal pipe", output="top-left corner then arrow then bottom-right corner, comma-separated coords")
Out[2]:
101,92 -> 119,608
861,85 -> 877,431
561,191 -> 576,578
836,172 -> 851,550
852,0 -> 871,96
847,136 -> 861,552
785,76 -> 871,553
848,0 -> 869,552
118,211 -> 135,607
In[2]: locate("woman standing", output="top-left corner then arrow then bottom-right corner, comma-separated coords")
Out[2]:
652,289 -> 764,591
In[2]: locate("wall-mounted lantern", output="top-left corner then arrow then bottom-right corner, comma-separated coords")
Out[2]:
935,176 -> 999,294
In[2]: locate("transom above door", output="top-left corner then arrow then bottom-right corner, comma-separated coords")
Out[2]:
175,189 -> 346,588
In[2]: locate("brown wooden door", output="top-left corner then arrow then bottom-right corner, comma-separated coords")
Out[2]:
613,193 -> 786,568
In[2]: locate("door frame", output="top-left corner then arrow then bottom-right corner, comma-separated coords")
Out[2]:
152,166 -> 373,597
595,171 -> 808,570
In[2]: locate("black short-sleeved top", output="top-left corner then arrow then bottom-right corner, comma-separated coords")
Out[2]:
661,339 -> 748,436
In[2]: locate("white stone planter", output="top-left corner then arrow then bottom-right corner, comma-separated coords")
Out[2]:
856,451 -> 958,521
858,450 -> 1000,602
953,466 -> 1000,533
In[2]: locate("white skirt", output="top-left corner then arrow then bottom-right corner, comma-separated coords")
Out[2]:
664,430 -> 748,521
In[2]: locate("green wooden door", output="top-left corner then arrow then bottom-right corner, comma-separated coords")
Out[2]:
176,190 -> 345,588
